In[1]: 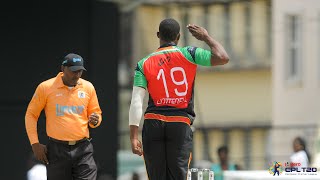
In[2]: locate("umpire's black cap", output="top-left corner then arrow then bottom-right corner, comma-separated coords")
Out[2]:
62,53 -> 87,71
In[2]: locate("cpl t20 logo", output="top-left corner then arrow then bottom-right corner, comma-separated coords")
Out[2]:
268,161 -> 284,176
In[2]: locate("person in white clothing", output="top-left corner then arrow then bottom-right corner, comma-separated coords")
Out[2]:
290,137 -> 310,168
27,164 -> 47,180
26,153 -> 47,180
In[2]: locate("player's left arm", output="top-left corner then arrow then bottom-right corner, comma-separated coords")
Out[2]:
129,86 -> 145,156
129,63 -> 147,127
129,63 -> 147,156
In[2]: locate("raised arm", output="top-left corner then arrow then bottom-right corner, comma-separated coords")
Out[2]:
187,24 -> 229,66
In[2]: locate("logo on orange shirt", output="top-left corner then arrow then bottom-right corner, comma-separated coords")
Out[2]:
78,91 -> 85,98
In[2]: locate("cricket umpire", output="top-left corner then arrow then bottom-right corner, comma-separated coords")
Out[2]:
25,53 -> 102,180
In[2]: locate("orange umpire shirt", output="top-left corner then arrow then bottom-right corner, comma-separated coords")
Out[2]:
25,72 -> 102,145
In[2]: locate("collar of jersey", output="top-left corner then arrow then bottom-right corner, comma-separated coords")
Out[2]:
158,42 -> 177,49
54,72 -> 83,88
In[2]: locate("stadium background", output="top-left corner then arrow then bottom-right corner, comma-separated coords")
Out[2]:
1,0 -> 320,179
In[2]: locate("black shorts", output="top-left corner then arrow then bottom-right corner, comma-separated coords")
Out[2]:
142,119 -> 193,180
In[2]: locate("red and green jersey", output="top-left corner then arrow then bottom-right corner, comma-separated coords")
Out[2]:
133,43 -> 212,124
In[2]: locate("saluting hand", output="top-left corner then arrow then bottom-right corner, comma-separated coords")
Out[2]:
187,24 -> 209,41
32,143 -> 48,165
88,113 -> 99,126
131,138 -> 143,156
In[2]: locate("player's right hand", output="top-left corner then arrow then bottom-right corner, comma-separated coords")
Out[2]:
32,143 -> 49,164
131,139 -> 143,156
187,24 -> 209,41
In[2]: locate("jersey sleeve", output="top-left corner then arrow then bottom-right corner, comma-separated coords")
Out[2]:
25,83 -> 47,145
180,46 -> 212,66
133,61 -> 147,89
194,47 -> 212,66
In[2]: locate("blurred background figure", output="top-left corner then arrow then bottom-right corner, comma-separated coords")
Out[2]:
27,164 -> 46,180
211,145 -> 239,180
132,172 -> 140,180
290,136 -> 310,168
26,153 -> 46,180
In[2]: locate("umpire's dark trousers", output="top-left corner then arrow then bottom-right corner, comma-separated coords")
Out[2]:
46,138 -> 97,180
142,119 -> 193,180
